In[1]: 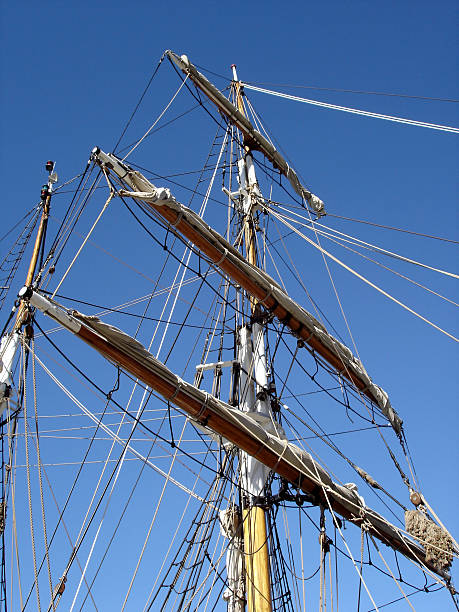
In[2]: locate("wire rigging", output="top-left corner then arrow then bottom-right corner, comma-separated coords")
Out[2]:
325,213 -> 459,245
113,52 -> 167,153
243,80 -> 459,103
243,83 -> 459,133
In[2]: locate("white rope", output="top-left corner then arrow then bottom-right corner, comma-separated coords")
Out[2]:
122,75 -> 189,160
31,340 -> 55,610
313,228 -> 459,306
69,380 -> 146,609
421,496 -> 459,553
22,338 -> 42,612
266,206 -> 459,342
30,350 -> 208,503
40,463 -> 98,608
276,205 -> 459,279
155,130 -> 228,359
9,383 -> 24,610
51,189 -> 114,298
367,533 -> 416,610
12,450 -> 218,468
141,459 -> 219,610
273,209 -> 459,306
41,272 -> 217,338
177,473 -> 235,610
311,463 -> 380,611
243,84 -> 459,134
120,421 -> 189,610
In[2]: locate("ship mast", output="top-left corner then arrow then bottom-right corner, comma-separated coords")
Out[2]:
231,64 -> 273,612
0,162 -> 55,605
1,162 -> 56,418
15,162 -> 55,330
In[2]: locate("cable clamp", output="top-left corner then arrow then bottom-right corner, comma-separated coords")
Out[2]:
168,380 -> 183,401
195,393 -> 211,423
259,286 -> 274,307
170,211 -> 184,228
215,248 -> 228,266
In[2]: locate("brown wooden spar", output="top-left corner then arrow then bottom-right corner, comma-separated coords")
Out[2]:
22,288 -> 450,581
165,51 -> 325,217
90,149 -> 403,436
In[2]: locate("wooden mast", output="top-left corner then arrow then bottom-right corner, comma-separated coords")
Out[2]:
15,162 -> 55,330
232,64 -> 272,612
0,162 -> 55,544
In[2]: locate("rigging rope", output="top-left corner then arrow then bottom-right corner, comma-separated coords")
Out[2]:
113,52 -> 166,153
325,213 -> 459,245
275,206 -> 459,279
0,208 -> 40,311
31,339 -> 55,610
243,80 -> 459,103
269,209 -> 458,307
51,185 -> 114,298
295,226 -> 459,307
242,84 -> 459,133
10,406 -> 24,609
22,336 -> 42,611
121,74 -> 190,161
369,533 -> 416,611
120,420 -> 189,610
31,350 -> 209,503
0,205 -> 38,244
265,205 -> 459,342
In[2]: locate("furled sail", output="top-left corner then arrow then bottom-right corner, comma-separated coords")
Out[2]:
166,50 -> 325,216
92,149 -> 403,436
21,287 -> 448,578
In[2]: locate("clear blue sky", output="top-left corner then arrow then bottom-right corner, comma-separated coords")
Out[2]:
1,1 -> 457,610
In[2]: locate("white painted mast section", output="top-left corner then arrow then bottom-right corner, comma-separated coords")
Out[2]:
252,322 -> 269,405
238,326 -> 272,498
0,333 -> 19,416
234,100 -> 274,499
